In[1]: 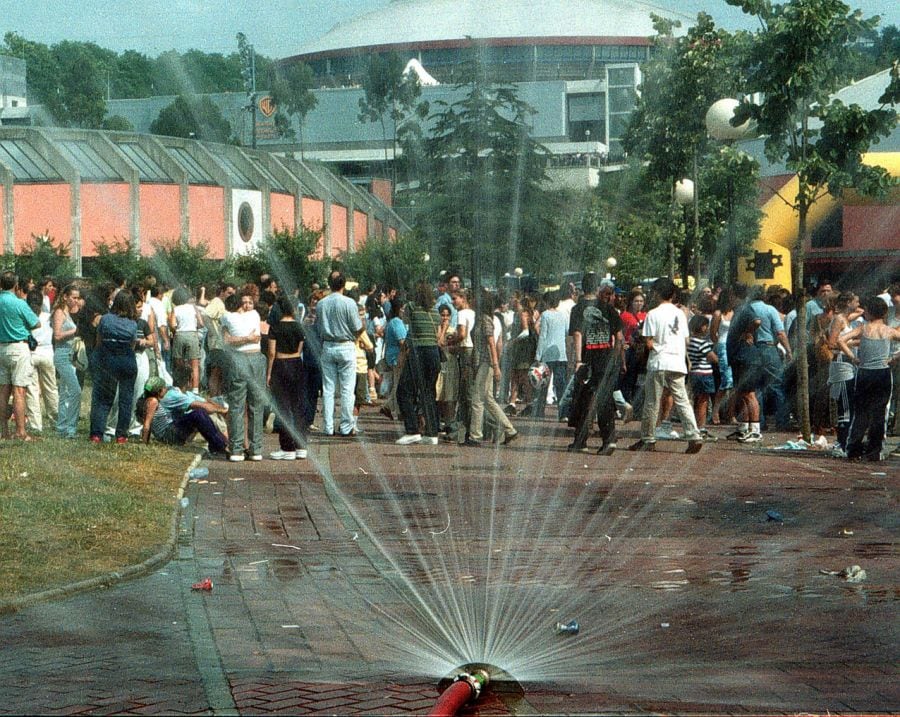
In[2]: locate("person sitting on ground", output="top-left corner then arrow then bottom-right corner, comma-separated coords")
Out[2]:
138,376 -> 228,454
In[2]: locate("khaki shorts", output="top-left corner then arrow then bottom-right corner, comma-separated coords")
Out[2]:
0,342 -> 35,387
173,331 -> 201,361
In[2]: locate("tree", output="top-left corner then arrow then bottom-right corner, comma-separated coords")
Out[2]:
101,115 -> 134,131
338,234 -> 430,292
88,238 -> 148,285
232,227 -> 328,296
145,240 -> 225,291
150,94 -> 232,142
624,13 -> 758,284
727,0 -> 900,441
413,60 -> 551,288
358,52 -> 429,192
268,62 -> 318,148
1,234 -> 75,285
52,41 -> 111,128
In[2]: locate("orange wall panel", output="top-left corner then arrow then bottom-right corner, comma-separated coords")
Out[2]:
842,204 -> 900,251
389,227 -> 397,241
139,184 -> 181,252
270,192 -> 295,233
302,197 -> 325,258
353,210 -> 368,249
188,185 -> 225,259
13,184 -> 72,252
330,204 -> 348,255
80,183 -> 131,257
369,178 -> 393,207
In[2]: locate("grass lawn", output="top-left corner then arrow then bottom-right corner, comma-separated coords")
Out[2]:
0,436 -> 197,601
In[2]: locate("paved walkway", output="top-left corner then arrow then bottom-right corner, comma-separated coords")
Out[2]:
1,413 -> 897,715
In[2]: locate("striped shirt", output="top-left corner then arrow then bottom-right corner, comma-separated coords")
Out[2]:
687,336 -> 714,375
406,304 -> 439,347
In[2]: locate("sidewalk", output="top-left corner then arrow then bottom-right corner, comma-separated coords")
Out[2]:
1,414 -> 897,715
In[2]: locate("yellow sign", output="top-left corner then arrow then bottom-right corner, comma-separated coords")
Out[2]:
258,96 -> 276,118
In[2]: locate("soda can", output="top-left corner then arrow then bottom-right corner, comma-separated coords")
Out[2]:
555,620 -> 579,635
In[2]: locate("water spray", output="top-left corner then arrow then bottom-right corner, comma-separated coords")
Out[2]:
428,666 -> 491,717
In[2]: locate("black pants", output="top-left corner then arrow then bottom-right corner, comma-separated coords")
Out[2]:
271,357 -> 306,452
571,352 -> 618,449
398,345 -> 441,437
847,367 -> 891,459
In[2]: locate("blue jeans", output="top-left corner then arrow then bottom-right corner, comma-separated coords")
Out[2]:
90,350 -> 137,439
225,351 -> 267,456
54,345 -> 81,437
398,345 -> 441,436
756,345 -> 789,429
532,360 -> 567,418
320,341 -> 357,435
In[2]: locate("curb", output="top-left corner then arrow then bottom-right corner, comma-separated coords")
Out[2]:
0,452 -> 204,616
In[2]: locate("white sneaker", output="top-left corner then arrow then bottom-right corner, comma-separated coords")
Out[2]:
296,449 -> 308,459
270,450 -> 296,460
738,431 -> 762,443
830,446 -> 847,458
228,454 -> 245,462
249,454 -> 263,461
421,436 -> 439,445
396,433 -> 422,445
655,426 -> 680,440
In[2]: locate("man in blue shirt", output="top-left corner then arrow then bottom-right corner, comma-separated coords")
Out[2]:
0,272 -> 40,440
750,288 -> 793,433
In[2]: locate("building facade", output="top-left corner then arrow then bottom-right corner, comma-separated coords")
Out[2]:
0,127 -> 407,275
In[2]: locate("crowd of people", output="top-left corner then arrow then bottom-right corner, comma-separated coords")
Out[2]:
1,267 -> 898,463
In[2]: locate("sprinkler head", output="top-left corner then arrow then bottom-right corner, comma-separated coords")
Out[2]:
555,619 -> 580,635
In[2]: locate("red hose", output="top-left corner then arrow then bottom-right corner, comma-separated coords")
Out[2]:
427,679 -> 474,717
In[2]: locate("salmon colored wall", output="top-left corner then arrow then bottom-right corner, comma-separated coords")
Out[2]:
80,183 -> 131,257
353,210 -> 368,249
389,227 -> 397,241
369,178 -> 393,207
302,197 -> 325,258
13,184 -> 72,252
270,192 -> 295,233
188,185 -> 226,259
842,204 -> 900,251
139,184 -> 181,251
330,204 -> 348,255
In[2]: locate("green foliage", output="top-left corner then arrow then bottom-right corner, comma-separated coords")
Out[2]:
101,115 -> 134,131
86,238 -> 147,285
268,61 -> 318,131
232,227 -> 328,298
337,233 -> 430,292
0,234 -> 75,284
144,240 -> 225,290
149,94 -> 232,142
412,61 -> 551,285
358,51 -> 429,185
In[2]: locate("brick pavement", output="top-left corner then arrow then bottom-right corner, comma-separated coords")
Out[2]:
1,413 -> 897,715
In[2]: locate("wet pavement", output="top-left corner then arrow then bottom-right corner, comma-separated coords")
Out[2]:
1,413 -> 897,715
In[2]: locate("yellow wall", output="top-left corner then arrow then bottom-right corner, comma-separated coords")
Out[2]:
738,151 -> 899,288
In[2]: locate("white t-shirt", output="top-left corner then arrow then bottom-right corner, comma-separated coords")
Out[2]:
173,303 -> 199,332
32,310 -> 53,358
642,301 -> 688,374
221,310 -> 261,353
147,296 -> 167,332
457,308 -> 475,349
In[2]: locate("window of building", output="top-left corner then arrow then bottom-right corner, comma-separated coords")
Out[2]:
567,93 -> 606,143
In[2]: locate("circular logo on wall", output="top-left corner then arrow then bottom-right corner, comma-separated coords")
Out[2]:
237,202 -> 254,243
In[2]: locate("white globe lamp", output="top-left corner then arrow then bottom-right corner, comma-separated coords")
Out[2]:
674,178 -> 695,205
514,267 -> 523,277
606,257 -> 617,270
705,98 -> 752,141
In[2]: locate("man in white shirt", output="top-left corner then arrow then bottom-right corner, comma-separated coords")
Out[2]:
629,277 -> 703,454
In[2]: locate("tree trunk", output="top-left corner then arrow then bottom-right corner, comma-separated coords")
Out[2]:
794,203 -> 811,442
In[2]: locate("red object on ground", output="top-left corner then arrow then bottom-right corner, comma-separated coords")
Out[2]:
191,578 -> 213,591
427,680 -> 473,717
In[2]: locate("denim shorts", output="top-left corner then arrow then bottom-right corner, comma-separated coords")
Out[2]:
690,373 -> 716,396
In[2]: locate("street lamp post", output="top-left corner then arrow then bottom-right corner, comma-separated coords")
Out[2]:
705,98 -> 752,283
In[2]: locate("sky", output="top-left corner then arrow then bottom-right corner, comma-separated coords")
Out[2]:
1,0 -> 897,58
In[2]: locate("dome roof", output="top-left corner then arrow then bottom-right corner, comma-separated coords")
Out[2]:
291,0 -> 691,57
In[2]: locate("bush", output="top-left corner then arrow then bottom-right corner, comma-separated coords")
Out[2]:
232,226 -> 328,298
1,234 -> 76,285
338,232 -> 429,293
144,239 -> 226,291
86,238 -> 148,286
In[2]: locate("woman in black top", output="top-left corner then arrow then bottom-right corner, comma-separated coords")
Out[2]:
266,294 -> 307,459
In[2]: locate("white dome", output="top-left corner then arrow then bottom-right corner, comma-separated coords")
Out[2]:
290,0 -> 691,57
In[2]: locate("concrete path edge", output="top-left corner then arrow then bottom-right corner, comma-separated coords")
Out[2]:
0,452 -> 203,616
